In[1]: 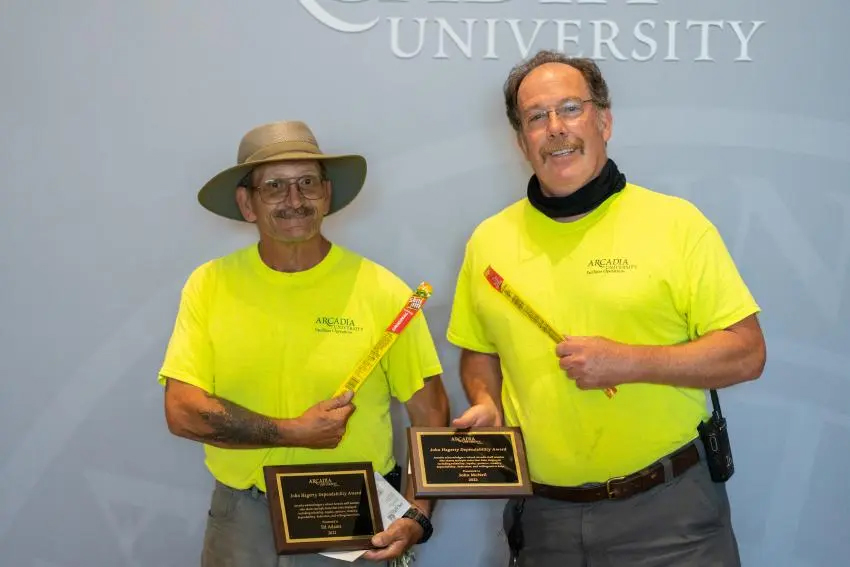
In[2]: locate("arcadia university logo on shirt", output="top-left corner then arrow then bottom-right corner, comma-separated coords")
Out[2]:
315,316 -> 364,334
586,257 -> 638,275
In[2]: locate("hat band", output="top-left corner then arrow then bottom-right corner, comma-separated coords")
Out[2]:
244,141 -> 321,163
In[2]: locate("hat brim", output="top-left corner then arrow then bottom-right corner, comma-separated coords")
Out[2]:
197,152 -> 367,221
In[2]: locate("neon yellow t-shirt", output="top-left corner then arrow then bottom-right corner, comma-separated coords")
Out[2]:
158,243 -> 443,491
446,184 -> 760,486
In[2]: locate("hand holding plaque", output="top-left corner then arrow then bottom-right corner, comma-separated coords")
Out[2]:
263,462 -> 384,555
451,400 -> 503,429
262,285 -> 434,555
407,427 -> 532,499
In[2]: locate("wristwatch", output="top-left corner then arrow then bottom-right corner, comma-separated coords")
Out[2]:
402,507 -> 433,544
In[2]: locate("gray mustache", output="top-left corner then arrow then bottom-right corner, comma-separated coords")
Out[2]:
273,207 -> 314,219
541,139 -> 584,158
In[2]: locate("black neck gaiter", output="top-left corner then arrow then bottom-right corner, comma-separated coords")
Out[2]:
527,158 -> 626,218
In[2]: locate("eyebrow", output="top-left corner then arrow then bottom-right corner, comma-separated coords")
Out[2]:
522,96 -> 586,112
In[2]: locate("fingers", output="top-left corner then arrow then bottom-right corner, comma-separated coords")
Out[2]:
322,390 -> 354,410
560,352 -> 585,374
322,427 -> 347,449
333,402 -> 356,423
363,541 -> 406,561
451,404 -> 500,428
451,406 -> 490,428
562,371 -> 594,390
451,407 -> 479,429
554,336 -> 573,357
371,527 -> 394,549
321,409 -> 355,448
363,530 -> 407,561
561,360 -> 593,390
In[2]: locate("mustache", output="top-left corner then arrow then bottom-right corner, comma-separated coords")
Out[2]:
273,206 -> 316,219
541,138 -> 584,159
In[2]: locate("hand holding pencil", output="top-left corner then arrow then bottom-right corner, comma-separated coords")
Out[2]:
484,266 -> 618,399
333,282 -> 433,397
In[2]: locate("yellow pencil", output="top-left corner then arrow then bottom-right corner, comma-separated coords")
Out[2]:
484,266 -> 617,399
334,282 -> 433,397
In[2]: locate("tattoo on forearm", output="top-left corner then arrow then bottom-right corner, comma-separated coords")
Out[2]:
197,397 -> 280,446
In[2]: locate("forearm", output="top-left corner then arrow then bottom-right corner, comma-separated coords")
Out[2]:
459,350 -> 503,409
628,323 -> 766,389
191,396 -> 295,449
165,379 -> 298,449
404,478 -> 434,518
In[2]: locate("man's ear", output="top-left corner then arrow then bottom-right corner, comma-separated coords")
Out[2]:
515,130 -> 530,160
599,108 -> 613,143
235,186 -> 257,223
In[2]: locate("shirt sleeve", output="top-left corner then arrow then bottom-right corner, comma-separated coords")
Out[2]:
446,241 -> 498,354
157,263 -> 216,393
382,303 -> 444,403
683,224 -> 761,339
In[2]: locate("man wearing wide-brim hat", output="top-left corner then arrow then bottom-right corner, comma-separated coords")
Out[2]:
157,120 -> 449,566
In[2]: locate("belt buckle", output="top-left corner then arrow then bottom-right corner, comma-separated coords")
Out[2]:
605,475 -> 626,499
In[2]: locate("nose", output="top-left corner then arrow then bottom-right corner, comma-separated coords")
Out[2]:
545,110 -> 567,138
285,182 -> 305,208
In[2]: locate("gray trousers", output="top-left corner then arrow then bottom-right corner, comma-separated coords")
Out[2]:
504,461 -> 741,567
201,481 -> 381,567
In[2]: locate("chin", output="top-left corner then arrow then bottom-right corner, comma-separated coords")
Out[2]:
539,175 -> 584,197
282,228 -> 322,243
541,165 -> 597,195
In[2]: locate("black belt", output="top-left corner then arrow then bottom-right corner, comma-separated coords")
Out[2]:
531,441 -> 701,502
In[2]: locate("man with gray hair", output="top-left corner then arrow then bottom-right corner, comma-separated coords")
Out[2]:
158,120 -> 449,566
448,50 -> 766,565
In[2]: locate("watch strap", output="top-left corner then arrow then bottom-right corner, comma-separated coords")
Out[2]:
402,507 -> 433,544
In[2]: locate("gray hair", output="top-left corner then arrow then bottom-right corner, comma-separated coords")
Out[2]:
503,50 -> 611,132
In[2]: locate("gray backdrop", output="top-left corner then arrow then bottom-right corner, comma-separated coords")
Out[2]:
2,1 -> 848,566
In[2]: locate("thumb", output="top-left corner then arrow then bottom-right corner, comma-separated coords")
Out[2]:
451,407 -> 479,429
323,390 -> 354,410
371,527 -> 396,548
372,532 -> 389,547
555,335 -> 574,357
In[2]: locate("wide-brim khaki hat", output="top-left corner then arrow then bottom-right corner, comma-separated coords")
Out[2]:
198,120 -> 367,221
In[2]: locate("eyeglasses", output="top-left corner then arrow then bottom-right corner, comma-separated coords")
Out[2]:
252,175 -> 326,203
523,98 -> 595,130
